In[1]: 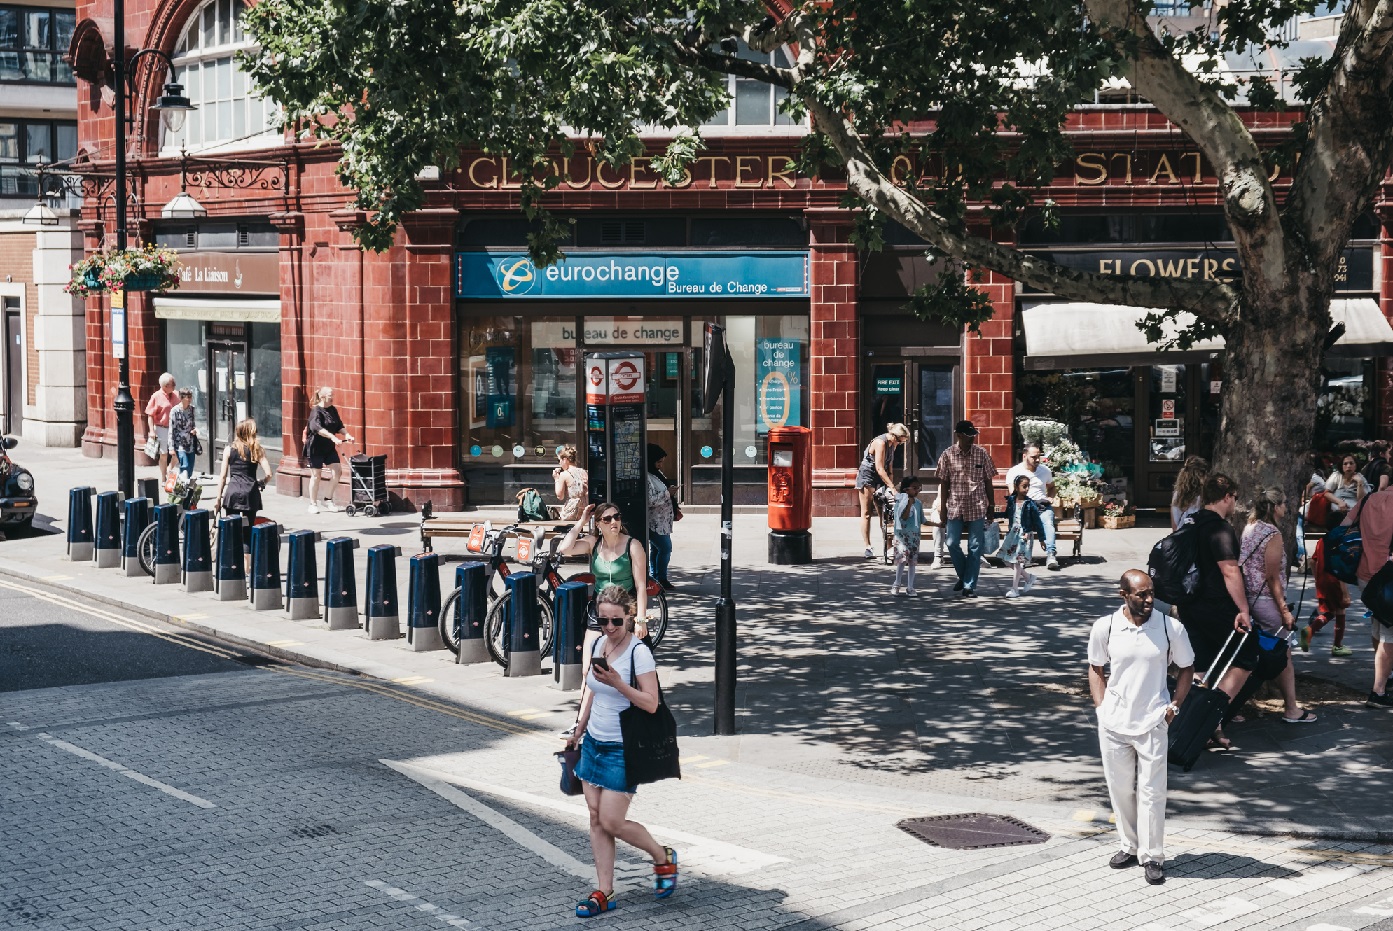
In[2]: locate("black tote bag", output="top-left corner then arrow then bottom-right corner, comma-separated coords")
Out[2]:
619,643 -> 681,786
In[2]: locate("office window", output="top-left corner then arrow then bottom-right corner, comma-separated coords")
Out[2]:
0,119 -> 77,196
0,6 -> 75,84
703,40 -> 797,130
162,0 -> 279,153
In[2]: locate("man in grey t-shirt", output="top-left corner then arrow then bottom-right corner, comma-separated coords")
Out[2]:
1004,444 -> 1060,570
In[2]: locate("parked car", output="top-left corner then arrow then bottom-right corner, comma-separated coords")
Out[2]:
0,436 -> 37,534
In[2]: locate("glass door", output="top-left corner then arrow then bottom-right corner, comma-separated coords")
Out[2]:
863,358 -> 957,476
644,349 -> 689,499
208,341 -> 248,471
913,362 -> 956,476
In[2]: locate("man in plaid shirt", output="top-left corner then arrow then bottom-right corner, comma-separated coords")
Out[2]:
935,419 -> 997,597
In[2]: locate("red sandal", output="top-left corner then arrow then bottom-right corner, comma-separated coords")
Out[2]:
654,847 -> 679,898
576,890 -> 615,918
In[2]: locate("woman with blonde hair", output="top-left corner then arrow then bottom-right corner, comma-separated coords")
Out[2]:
564,584 -> 678,917
306,386 -> 353,513
1171,456 -> 1208,530
856,422 -> 910,559
553,444 -> 588,522
214,418 -> 272,547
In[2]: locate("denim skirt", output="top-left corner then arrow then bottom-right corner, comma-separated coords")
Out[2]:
575,735 -> 635,794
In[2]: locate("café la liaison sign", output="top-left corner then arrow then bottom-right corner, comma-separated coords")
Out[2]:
456,252 -> 809,300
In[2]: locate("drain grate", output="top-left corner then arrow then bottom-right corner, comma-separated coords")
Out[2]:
897,813 -> 1049,850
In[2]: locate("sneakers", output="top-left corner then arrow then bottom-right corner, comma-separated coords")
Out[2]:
905,588 -> 917,597
1046,554 -> 1061,571
864,547 -> 875,559
1109,851 -> 1138,869
891,585 -> 905,597
1005,588 -> 1019,599
1367,691 -> 1393,708
321,500 -> 341,512
307,503 -> 320,514
1299,625 -> 1312,652
1332,645 -> 1353,657
1144,862 -> 1165,885
953,579 -> 965,592
1021,573 -> 1037,594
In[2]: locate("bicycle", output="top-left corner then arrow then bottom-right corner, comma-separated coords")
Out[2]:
438,521 -> 536,653
137,473 -> 215,576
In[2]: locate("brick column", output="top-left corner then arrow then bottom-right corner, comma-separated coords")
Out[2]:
806,209 -> 860,516
79,221 -> 109,458
272,210 -> 309,496
1376,206 -> 1393,440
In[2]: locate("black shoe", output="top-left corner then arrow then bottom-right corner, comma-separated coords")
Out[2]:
661,580 -> 676,593
953,580 -> 964,592
963,587 -> 976,598
1144,862 -> 1165,884
1368,691 -> 1393,708
1109,852 -> 1138,869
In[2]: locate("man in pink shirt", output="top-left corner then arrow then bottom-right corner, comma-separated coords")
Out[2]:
1345,488 -> 1393,707
145,372 -> 179,479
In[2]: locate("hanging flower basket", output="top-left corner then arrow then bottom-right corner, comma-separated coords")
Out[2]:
66,246 -> 182,298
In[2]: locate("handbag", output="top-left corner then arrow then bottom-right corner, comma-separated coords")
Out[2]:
1325,495 -> 1369,584
143,434 -> 160,459
618,642 -> 681,786
1360,530 -> 1393,628
555,747 -> 584,796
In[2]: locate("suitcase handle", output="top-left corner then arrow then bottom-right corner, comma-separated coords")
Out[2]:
1198,626 -> 1251,689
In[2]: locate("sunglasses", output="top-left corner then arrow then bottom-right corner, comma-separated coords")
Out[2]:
598,514 -> 621,523
597,616 -> 627,627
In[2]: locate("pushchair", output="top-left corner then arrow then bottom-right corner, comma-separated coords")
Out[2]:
344,452 -> 391,517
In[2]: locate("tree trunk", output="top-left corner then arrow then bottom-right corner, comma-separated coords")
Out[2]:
1209,281 -> 1328,545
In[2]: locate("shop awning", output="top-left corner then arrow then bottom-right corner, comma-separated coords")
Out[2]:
152,296 -> 281,324
1021,298 -> 1391,371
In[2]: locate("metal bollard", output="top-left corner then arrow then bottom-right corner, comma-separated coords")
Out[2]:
181,509 -> 213,593
284,529 -> 320,620
92,491 -> 122,569
453,561 -> 491,664
121,497 -> 151,578
214,515 -> 247,601
248,522 -> 282,610
137,477 -> 160,502
406,552 -> 445,652
323,537 -> 359,630
365,545 -> 401,640
150,503 -> 181,584
551,580 -> 588,691
66,486 -> 95,561
504,571 -> 541,677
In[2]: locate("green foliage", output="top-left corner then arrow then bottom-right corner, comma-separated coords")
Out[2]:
905,269 -> 996,336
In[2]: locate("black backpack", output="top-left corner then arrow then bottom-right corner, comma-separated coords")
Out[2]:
1149,520 -> 1203,606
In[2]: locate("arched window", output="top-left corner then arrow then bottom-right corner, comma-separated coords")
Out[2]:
160,0 -> 278,153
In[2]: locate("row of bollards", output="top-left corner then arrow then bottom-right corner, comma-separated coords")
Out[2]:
64,486 -> 586,687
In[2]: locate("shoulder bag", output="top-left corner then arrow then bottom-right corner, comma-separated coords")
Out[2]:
618,642 -> 681,786
1360,531 -> 1393,629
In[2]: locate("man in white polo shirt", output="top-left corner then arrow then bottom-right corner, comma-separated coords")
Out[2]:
1004,444 -> 1060,570
1088,569 -> 1195,885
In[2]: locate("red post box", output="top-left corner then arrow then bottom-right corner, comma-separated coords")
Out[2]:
767,426 -> 813,563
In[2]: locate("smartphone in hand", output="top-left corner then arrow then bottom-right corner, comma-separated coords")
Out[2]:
592,657 -> 610,672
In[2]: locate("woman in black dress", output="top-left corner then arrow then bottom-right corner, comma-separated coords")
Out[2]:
306,387 -> 353,513
215,418 -> 272,547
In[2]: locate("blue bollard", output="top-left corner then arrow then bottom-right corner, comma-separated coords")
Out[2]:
137,477 -> 160,502
121,497 -> 151,577
214,515 -> 246,601
364,544 -> 401,640
249,522 -> 282,610
151,503 -> 181,585
323,537 -> 358,630
182,509 -> 213,592
284,529 -> 320,620
406,552 -> 445,652
92,490 -> 122,568
552,580 -> 588,691
504,571 -> 541,678
453,562 -> 490,665
66,486 -> 95,561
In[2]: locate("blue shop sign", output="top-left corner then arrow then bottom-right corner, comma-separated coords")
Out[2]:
456,251 -> 809,300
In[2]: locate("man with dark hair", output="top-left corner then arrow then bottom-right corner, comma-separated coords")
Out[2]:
1177,472 -> 1255,749
1089,569 -> 1194,885
1005,444 -> 1061,570
1363,441 -> 1392,494
936,419 -> 997,598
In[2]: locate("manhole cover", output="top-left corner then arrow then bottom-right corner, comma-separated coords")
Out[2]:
896,813 -> 1049,850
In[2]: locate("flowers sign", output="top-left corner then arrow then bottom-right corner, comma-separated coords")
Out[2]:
66,246 -> 182,298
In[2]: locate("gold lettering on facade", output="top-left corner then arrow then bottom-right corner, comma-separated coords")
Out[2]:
628,158 -> 659,189
1110,153 -> 1133,184
1075,153 -> 1108,185
595,161 -> 625,189
561,155 -> 593,189
768,155 -> 799,189
735,156 -> 763,188
696,156 -> 732,189
1148,153 -> 1178,185
499,156 -> 522,189
467,157 -> 499,189
890,155 -> 914,185
1180,152 -> 1202,183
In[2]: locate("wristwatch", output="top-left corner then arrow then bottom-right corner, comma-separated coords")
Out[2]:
1166,703 -> 1181,715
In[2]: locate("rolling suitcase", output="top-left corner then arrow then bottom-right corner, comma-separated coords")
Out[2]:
1167,629 -> 1250,772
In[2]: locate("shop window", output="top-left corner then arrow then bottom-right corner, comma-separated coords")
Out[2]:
690,217 -> 805,247
1018,212 -> 1230,245
165,319 -> 210,450
702,40 -> 798,130
161,0 -> 279,154
1315,358 -> 1374,450
249,322 -> 281,447
1148,365 -> 1186,462
1017,367 -> 1135,484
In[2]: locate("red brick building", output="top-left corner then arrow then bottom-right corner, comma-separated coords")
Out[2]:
71,0 -> 1393,515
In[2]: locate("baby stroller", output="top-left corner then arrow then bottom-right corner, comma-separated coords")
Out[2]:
345,452 -> 391,517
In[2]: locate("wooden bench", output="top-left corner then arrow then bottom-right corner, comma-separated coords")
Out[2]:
934,502 -> 1084,564
418,501 -> 574,553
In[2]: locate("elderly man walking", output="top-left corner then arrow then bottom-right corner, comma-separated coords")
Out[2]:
144,372 -> 179,479
1088,569 -> 1195,885
935,419 -> 996,598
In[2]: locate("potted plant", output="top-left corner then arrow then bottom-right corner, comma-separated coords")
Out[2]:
1100,501 -> 1135,530
65,245 -> 181,297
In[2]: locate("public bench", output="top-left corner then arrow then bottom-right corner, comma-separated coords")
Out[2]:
418,501 -> 573,553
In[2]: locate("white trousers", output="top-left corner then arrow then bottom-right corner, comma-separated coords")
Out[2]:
1098,720 -> 1168,864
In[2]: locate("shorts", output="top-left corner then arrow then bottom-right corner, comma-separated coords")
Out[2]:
855,461 -> 885,492
308,447 -> 341,469
575,735 -> 634,794
1184,618 -> 1260,674
154,424 -> 173,454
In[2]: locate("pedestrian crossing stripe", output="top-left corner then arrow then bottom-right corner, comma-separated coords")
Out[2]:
390,676 -> 433,686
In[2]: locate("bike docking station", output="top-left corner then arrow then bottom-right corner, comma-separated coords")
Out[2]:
453,561 -> 491,664
214,515 -> 247,601
181,509 -> 214,593
552,580 -> 588,691
66,486 -> 96,562
248,522 -> 283,611
503,571 -> 542,677
121,496 -> 151,577
151,503 -> 181,584
323,536 -> 359,630
284,529 -> 320,620
93,490 -> 122,569
406,552 -> 445,652
364,544 -> 402,640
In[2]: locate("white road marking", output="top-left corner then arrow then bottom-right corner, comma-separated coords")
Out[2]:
1184,898 -> 1257,927
362,881 -> 472,927
383,758 -> 785,876
1354,893 -> 1393,917
1270,866 -> 1365,896
35,733 -> 215,809
7,721 -> 30,731
1304,925 -> 1353,931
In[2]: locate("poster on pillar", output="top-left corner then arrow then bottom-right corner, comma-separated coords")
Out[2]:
485,346 -> 515,428
756,338 -> 802,434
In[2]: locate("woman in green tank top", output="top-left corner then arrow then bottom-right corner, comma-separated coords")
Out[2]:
558,501 -> 650,638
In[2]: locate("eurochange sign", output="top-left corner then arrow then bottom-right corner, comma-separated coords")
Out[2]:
455,251 -> 809,300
